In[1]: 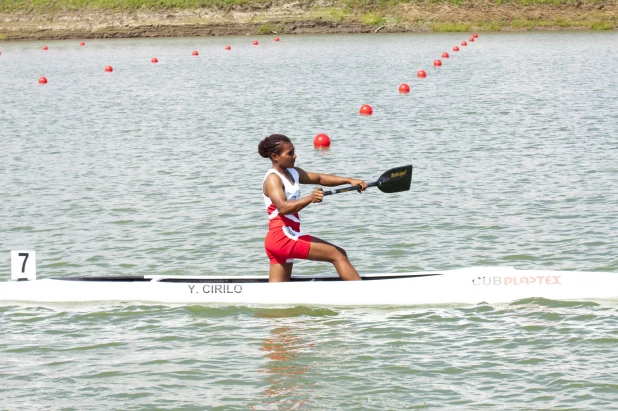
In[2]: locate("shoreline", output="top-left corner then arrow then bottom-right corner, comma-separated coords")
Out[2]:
1,2 -> 616,41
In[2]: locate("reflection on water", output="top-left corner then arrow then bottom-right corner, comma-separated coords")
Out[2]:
251,325 -> 315,410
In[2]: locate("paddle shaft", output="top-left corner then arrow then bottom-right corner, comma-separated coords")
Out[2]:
323,181 -> 379,196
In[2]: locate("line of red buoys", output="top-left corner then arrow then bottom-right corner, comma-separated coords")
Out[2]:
34,38 -> 279,83
392,33 -> 478,104
365,33 -> 479,136
31,34 -> 477,152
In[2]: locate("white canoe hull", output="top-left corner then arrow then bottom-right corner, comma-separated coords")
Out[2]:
1,267 -> 617,306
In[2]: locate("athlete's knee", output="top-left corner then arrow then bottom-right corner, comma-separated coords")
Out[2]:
332,246 -> 349,263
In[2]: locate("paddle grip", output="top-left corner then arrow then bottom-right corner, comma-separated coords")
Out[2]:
323,181 -> 379,196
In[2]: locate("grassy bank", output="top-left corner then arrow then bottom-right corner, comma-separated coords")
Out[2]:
0,0 -> 613,12
0,0 -> 616,41
0,0 -> 615,13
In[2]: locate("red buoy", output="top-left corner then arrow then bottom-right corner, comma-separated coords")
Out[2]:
80,42 -> 85,46
225,45 -> 231,50
442,52 -> 449,58
38,76 -> 48,84
461,41 -> 467,46
42,46 -> 48,51
399,83 -> 410,93
151,57 -> 158,63
192,50 -> 199,56
105,65 -> 113,72
469,37 -> 475,42
359,104 -> 373,116
453,46 -> 460,52
433,59 -> 442,67
417,70 -> 427,78
314,134 -> 331,148
253,40 -> 259,45
473,33 -> 479,38
274,37 -> 280,42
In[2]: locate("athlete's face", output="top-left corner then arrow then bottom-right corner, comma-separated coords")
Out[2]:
273,142 -> 296,168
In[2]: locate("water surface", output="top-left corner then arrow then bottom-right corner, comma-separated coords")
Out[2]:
1,31 -> 617,409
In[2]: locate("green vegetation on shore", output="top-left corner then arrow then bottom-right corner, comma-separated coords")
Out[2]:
0,0 -> 613,13
3,0 -> 269,12
0,0 -> 615,41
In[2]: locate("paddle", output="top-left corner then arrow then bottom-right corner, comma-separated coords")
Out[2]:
322,165 -> 413,196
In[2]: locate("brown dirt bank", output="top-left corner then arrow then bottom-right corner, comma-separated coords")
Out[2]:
1,1 -> 616,41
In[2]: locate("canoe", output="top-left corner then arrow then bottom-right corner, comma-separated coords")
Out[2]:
1,267 -> 617,306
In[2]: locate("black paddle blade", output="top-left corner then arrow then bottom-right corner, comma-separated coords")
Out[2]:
376,165 -> 413,193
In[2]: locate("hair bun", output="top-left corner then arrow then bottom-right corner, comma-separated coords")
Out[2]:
258,134 -> 291,160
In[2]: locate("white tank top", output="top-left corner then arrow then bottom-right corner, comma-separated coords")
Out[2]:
263,168 -> 301,229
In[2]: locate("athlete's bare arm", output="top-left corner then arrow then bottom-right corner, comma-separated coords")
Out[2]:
295,167 -> 368,190
263,173 -> 323,215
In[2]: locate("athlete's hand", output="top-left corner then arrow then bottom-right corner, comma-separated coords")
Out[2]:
310,188 -> 324,203
349,179 -> 368,193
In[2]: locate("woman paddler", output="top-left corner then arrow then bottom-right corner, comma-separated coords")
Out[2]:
258,134 -> 368,282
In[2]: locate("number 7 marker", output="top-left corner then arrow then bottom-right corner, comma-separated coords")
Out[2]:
11,250 -> 36,281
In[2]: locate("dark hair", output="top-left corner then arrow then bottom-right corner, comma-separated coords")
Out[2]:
258,134 -> 291,160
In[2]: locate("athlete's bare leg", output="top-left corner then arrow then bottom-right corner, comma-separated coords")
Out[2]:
306,237 -> 362,281
269,262 -> 294,282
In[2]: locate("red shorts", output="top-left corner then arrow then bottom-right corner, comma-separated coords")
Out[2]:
264,226 -> 313,265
